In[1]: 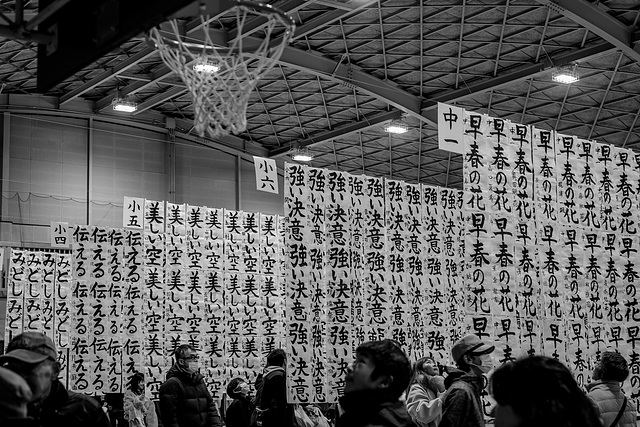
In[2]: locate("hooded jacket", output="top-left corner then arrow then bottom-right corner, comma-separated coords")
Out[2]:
439,374 -> 485,427
29,380 -> 111,427
159,364 -> 223,427
587,380 -> 636,427
337,389 -> 417,427
258,365 -> 293,427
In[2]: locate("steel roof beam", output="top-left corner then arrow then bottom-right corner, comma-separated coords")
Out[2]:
269,110 -> 403,157
420,40 -> 615,123
60,47 -> 157,105
131,87 -> 187,115
277,47 -> 430,123
535,0 -> 640,62
287,0 -> 378,42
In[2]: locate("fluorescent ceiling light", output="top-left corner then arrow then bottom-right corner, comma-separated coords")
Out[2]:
384,118 -> 408,134
292,146 -> 313,162
552,66 -> 579,84
112,98 -> 137,112
193,60 -> 220,73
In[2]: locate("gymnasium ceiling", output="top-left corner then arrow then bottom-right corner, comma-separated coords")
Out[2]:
1,0 -> 639,189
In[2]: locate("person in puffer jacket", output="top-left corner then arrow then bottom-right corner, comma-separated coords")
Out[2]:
337,339 -> 416,427
587,351 -> 636,427
159,344 -> 223,427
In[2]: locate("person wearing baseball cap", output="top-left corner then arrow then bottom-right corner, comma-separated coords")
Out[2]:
0,332 -> 110,427
439,334 -> 495,427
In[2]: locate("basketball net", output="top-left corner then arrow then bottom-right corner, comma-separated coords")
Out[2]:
147,2 -> 295,138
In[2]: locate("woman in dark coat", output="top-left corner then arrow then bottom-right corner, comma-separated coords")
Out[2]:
225,377 -> 254,427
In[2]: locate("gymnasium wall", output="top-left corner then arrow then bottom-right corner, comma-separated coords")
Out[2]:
0,98 -> 284,250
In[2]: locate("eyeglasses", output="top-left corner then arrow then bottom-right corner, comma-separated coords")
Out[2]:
183,355 -> 199,361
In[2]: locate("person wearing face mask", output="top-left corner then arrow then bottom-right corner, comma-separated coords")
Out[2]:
159,344 -> 223,427
0,332 -> 110,427
225,377 -> 254,427
439,334 -> 494,427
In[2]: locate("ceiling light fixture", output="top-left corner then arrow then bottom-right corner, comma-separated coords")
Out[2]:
112,91 -> 137,112
193,58 -> 220,73
384,118 -> 409,134
292,146 -> 313,162
552,65 -> 579,84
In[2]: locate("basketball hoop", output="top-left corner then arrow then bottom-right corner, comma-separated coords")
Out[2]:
147,1 -> 295,138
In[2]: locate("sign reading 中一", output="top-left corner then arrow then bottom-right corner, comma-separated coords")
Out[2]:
438,103 -> 465,154
253,156 -> 279,194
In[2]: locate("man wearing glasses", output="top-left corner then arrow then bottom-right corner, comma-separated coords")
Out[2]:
159,344 -> 223,427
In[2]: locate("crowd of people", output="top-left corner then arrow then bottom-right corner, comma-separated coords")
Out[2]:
0,331 -> 637,427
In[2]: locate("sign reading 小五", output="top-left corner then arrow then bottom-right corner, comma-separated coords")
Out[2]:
123,197 -> 145,229
253,156 -> 279,194
438,103 -> 465,154
50,221 -> 70,248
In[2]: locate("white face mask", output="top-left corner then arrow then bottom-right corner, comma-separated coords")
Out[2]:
188,361 -> 199,372
471,353 -> 493,374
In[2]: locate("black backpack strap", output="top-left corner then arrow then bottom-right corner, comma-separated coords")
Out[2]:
610,396 -> 627,427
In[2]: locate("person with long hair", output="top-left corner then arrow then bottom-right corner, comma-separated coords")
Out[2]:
123,372 -> 158,427
490,355 -> 603,427
404,356 -> 445,427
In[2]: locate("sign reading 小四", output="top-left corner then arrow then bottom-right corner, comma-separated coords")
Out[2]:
50,221 -> 70,248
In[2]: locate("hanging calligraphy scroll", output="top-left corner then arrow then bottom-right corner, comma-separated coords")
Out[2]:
284,163 -> 312,403
451,105 -> 640,412
308,167 -> 328,402
282,163 -> 466,403
326,170 -> 352,403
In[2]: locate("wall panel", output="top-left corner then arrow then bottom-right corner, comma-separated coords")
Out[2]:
2,111 -> 281,246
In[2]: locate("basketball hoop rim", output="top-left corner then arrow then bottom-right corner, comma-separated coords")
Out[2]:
147,1 -> 295,53
234,1 -> 296,30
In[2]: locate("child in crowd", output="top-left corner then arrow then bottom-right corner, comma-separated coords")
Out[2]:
337,339 -> 416,427
225,377 -> 254,427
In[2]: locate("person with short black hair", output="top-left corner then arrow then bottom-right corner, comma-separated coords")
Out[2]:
337,339 -> 415,427
258,348 -> 293,427
491,355 -> 602,427
159,344 -> 223,427
225,377 -> 254,427
439,334 -> 494,427
587,351 -> 636,427
0,331 -> 111,427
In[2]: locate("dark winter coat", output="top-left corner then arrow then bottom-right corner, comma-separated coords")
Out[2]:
337,389 -> 417,427
36,380 -> 111,427
226,396 -> 254,427
258,366 -> 293,427
439,373 -> 485,427
587,380 -> 636,427
159,364 -> 223,427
